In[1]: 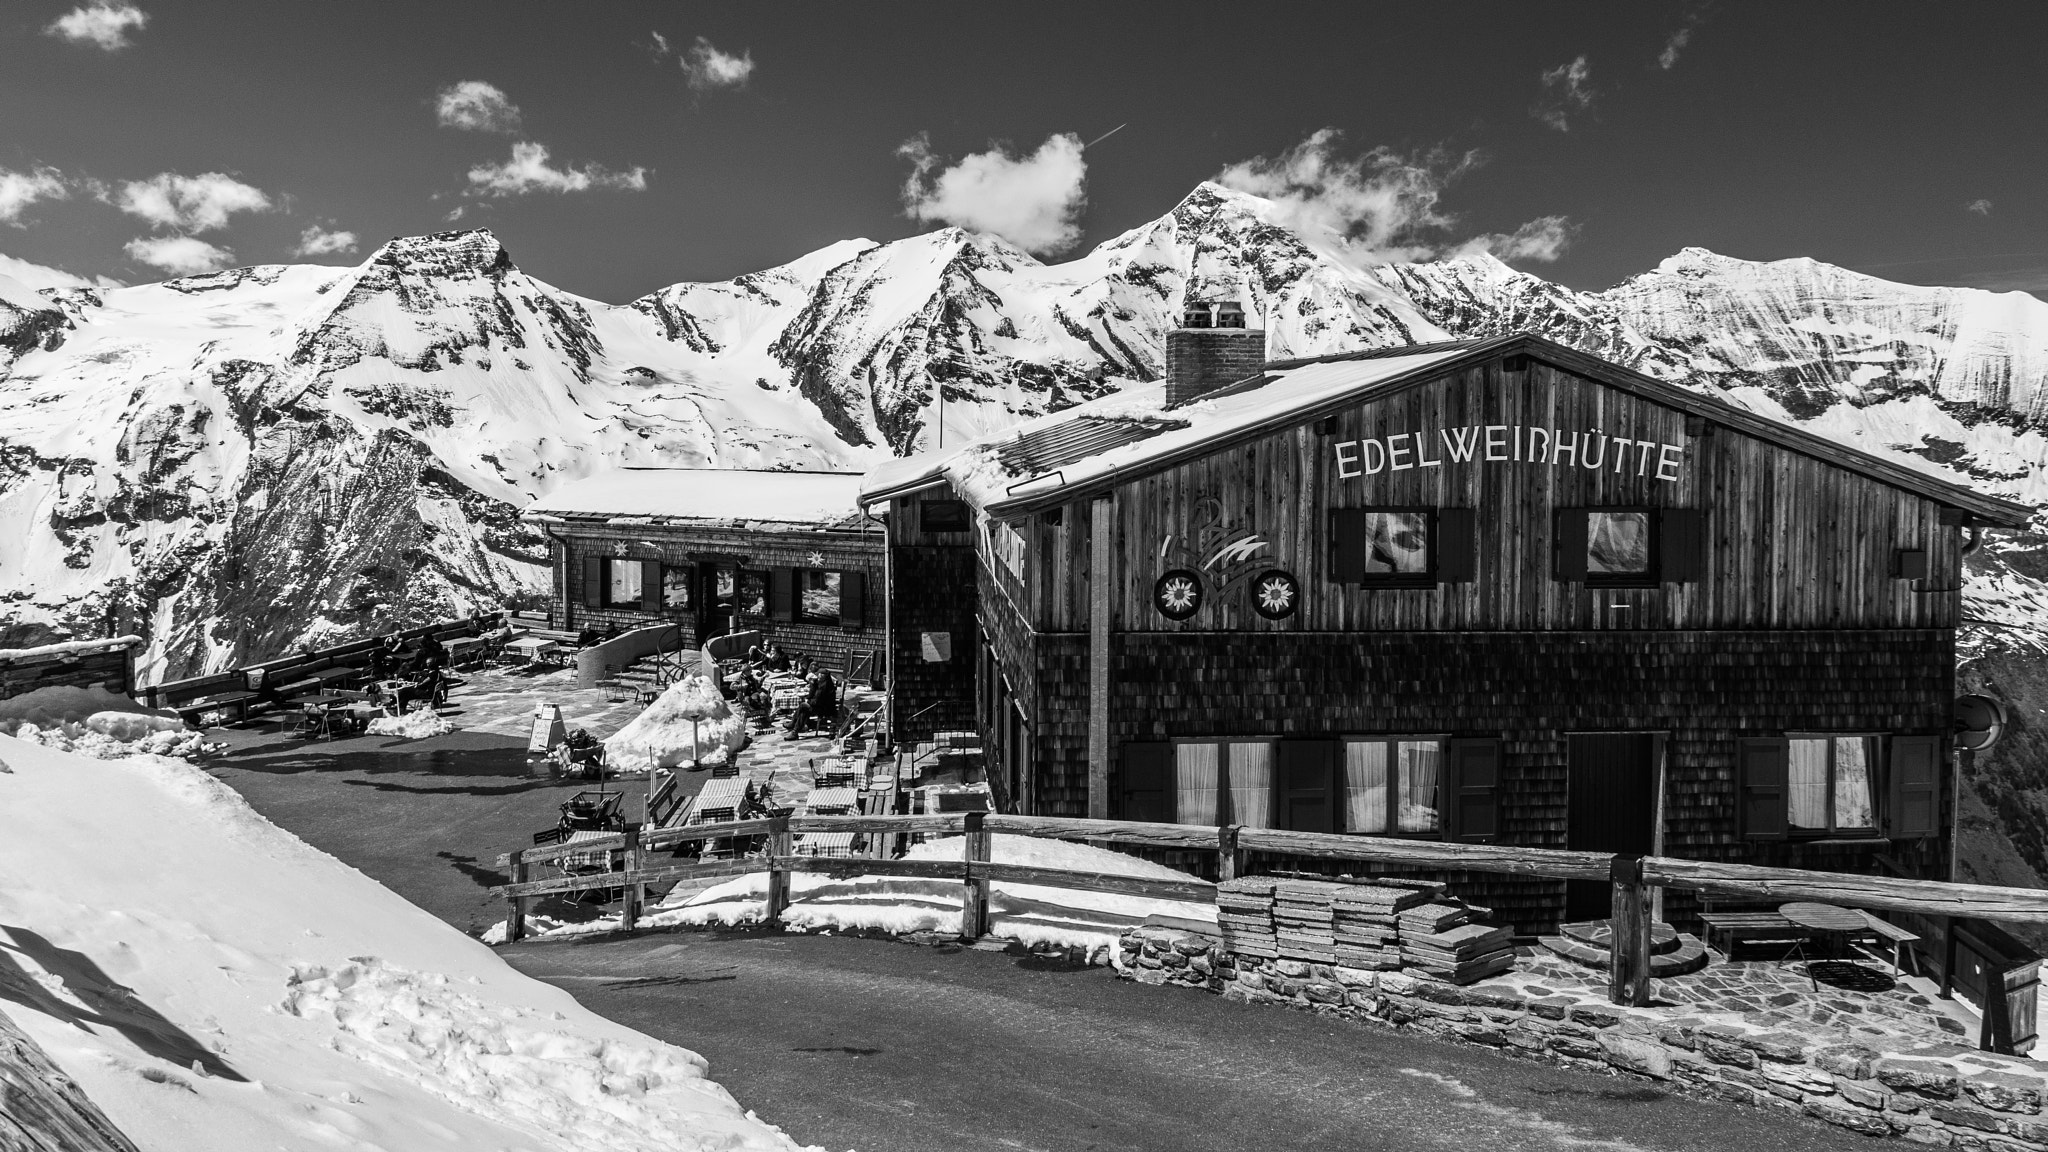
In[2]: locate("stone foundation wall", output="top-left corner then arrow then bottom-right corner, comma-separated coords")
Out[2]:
1119,925 -> 2048,1149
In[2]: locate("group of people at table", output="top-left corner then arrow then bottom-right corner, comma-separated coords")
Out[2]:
730,639 -> 838,737
294,632 -> 467,738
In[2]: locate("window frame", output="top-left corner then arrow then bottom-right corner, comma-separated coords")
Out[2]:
798,568 -> 843,625
921,498 -> 970,533
1784,731 -> 1885,839
602,557 -> 645,608
1339,734 -> 1452,840
1345,506 -> 1438,589
1583,507 -> 1660,589
1169,736 -> 1281,829
660,563 -> 693,611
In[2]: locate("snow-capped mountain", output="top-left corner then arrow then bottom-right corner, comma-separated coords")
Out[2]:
4,181 -> 2047,678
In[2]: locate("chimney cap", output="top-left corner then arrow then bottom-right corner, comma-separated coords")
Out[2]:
1180,298 -> 1249,330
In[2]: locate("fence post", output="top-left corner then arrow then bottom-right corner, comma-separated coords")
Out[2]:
1218,824 -> 1242,883
506,850 -> 528,944
765,816 -> 791,925
620,822 -> 643,933
961,811 -> 991,942
1607,854 -> 1652,1007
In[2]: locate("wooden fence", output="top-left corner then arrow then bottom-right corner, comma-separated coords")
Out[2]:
489,812 -> 2048,1019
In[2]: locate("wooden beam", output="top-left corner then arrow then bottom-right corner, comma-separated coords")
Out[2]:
764,817 -> 791,924
619,825 -> 642,932
505,850 -> 527,943
0,1007 -> 143,1152
1236,828 -> 1614,881
960,811 -> 991,941
983,815 -> 1224,851
1087,494 -> 1113,820
1642,856 -> 2048,923
973,861 -> 1217,904
1608,856 -> 1652,1007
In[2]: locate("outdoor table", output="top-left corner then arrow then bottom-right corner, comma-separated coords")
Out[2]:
1778,901 -> 1869,990
293,693 -> 349,739
504,636 -> 563,666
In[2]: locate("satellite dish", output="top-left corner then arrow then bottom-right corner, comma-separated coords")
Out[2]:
1955,694 -> 2008,753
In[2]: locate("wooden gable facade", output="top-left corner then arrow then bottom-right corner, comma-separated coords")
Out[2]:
876,333 -> 2031,935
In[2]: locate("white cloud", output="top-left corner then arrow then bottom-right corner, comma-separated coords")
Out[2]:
0,166 -> 70,226
1658,6 -> 1709,70
1449,215 -> 1579,264
1534,55 -> 1594,131
465,142 -> 648,196
648,31 -> 671,57
682,38 -> 754,91
898,132 -> 1088,256
124,235 -> 233,275
435,80 -> 522,134
0,252 -> 121,290
1967,199 -> 1994,217
1217,129 -> 1478,264
294,224 -> 359,257
44,2 -> 148,50
113,171 -> 270,233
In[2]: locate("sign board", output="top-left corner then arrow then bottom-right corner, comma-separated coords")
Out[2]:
528,703 -> 567,754
1331,425 -> 1690,483
920,631 -> 953,663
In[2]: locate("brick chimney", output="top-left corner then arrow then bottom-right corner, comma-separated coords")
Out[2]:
1165,300 -> 1266,408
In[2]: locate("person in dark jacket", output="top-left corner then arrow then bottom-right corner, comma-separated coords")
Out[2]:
785,668 -> 837,737
418,633 -> 448,670
761,641 -> 791,673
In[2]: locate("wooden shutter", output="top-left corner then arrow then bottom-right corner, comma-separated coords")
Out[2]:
1276,740 -> 1337,833
1120,741 -> 1175,823
1445,738 -> 1500,843
1738,738 -> 1790,840
768,568 -> 795,621
1554,509 -> 1588,581
1660,509 -> 1704,584
1436,508 -> 1476,584
641,559 -> 662,612
1888,734 -> 1943,840
839,570 -> 866,628
1331,508 -> 1369,583
582,555 -> 604,608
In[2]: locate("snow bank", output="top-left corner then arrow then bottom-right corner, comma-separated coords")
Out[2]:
0,684 -> 204,758
604,677 -> 747,770
0,734 -> 822,1151
367,708 -> 456,739
503,834 -> 1212,961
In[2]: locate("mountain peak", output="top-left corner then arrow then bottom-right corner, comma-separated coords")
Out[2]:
368,229 -> 513,278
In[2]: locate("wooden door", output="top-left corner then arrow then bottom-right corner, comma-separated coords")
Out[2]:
696,565 -> 733,646
1565,733 -> 1658,922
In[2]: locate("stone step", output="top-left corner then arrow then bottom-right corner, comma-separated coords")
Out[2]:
1538,929 -> 1712,977
1561,918 -> 1683,955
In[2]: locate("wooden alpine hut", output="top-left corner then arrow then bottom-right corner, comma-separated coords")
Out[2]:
858,303 -> 2033,933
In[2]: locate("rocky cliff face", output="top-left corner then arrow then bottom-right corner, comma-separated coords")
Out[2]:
4,184 -> 2047,680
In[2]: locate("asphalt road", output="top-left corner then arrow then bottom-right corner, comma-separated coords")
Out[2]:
502,930 -> 1876,1152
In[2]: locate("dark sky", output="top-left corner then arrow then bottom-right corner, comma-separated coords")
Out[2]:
2,0 -> 2043,301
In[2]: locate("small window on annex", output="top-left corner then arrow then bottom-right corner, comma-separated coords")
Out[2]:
1788,735 -> 1878,835
1342,737 -> 1445,835
736,569 -> 769,618
800,570 -> 841,624
1360,511 -> 1431,577
606,558 -> 643,607
1586,510 -> 1655,585
661,564 -> 692,610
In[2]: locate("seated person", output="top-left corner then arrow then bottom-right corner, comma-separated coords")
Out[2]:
745,643 -> 768,667
574,625 -> 605,648
735,667 -> 771,713
368,634 -> 405,680
418,634 -> 449,670
785,668 -> 838,736
760,642 -> 791,673
413,665 -> 447,709
556,728 -> 605,778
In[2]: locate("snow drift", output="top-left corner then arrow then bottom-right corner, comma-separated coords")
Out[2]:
0,734 -> 821,1151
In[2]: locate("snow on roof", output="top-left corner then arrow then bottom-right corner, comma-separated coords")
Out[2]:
526,468 -> 872,529
0,634 -> 144,664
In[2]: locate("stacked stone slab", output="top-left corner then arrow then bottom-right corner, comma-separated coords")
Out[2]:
1272,880 -> 1343,963
1332,881 -> 1439,969
1216,877 -> 1278,958
1403,922 -> 1518,983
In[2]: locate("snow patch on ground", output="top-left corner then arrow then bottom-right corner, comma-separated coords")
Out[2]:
0,683 -> 205,758
604,677 -> 747,770
367,708 -> 456,740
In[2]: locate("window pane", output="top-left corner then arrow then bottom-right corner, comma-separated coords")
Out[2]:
1397,741 -> 1441,833
1788,738 -> 1829,829
1833,737 -> 1875,831
1587,511 -> 1651,575
610,559 -> 643,605
801,570 -> 841,623
1361,512 -> 1430,574
737,570 -> 768,617
1176,743 -> 1221,826
661,565 -> 691,609
1344,741 -> 1389,833
1229,742 -> 1274,829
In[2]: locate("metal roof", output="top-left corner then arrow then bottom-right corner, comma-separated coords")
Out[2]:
992,415 -> 1182,478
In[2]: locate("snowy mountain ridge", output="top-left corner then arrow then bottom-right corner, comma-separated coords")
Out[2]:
3,181 -> 2046,676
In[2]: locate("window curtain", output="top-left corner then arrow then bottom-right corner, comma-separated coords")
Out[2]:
1175,743 -> 1221,827
1787,738 -> 1829,829
1228,742 -> 1274,829
1832,737 -> 1876,830
1397,741 -> 1442,833
609,559 -> 643,605
1344,741 -> 1389,833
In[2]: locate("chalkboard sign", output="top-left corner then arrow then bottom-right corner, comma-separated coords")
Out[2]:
528,703 -> 566,754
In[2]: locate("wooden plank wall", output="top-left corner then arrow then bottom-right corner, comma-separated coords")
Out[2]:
887,494 -> 979,744
0,645 -> 135,703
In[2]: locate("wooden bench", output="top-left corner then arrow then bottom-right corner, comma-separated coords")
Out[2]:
1854,910 -> 1922,976
175,689 -> 261,727
1699,907 -> 1821,957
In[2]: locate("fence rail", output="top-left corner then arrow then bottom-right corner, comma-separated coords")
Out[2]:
491,810 -> 2048,1029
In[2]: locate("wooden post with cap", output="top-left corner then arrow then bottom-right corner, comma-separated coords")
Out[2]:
960,811 -> 992,941
1607,853 -> 1652,1006
765,816 -> 792,924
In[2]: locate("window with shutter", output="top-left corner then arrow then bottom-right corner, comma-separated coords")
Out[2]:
1887,734 -> 1943,839
1554,508 -> 1589,581
1277,740 -> 1337,833
1332,508 -> 1434,587
768,568 -> 796,621
581,555 -> 604,609
640,560 -> 662,612
1738,738 -> 1790,840
1446,738 -> 1501,842
1331,509 -> 1369,583
1119,742 -> 1174,823
1436,508 -> 1477,584
838,570 -> 866,629
1661,509 -> 1704,583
